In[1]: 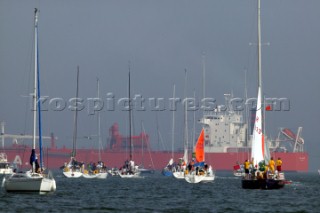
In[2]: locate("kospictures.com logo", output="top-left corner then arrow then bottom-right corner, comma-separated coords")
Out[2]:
29,93 -> 290,115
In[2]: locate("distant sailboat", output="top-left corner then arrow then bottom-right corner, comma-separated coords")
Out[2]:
233,163 -> 245,177
184,129 -> 215,183
233,72 -> 248,177
3,8 -> 56,193
162,84 -> 176,177
118,70 -> 140,178
83,78 -> 108,179
62,67 -> 83,178
173,71 -> 189,179
0,123 -> 14,176
137,121 -> 155,174
241,0 -> 285,190
0,153 -> 14,176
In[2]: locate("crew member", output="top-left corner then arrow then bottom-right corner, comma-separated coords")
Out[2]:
244,159 -> 250,179
276,157 -> 282,172
269,157 -> 275,173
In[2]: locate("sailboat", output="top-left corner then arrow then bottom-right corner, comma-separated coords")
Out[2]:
241,0 -> 285,189
118,71 -> 140,178
233,72 -> 249,177
184,129 -> 215,183
162,84 -> 176,177
233,163 -> 245,177
2,8 -> 56,193
62,67 -> 83,178
173,70 -> 189,179
83,78 -> 108,179
137,121 -> 155,174
0,153 -> 14,176
0,123 -> 14,176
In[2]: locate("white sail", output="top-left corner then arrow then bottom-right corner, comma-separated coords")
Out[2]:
251,87 -> 264,168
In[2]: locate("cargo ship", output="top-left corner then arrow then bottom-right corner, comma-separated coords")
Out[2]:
199,94 -> 308,172
1,98 -> 308,172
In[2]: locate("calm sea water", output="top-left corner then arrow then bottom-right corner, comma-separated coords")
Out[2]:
0,171 -> 319,213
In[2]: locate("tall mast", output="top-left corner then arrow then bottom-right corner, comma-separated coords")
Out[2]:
97,78 -> 102,161
244,69 -> 249,148
35,8 -> 44,169
258,0 -> 262,90
31,8 -> 38,173
257,0 -> 263,130
141,120 -> 144,167
156,112 -> 160,150
192,89 -> 196,148
34,8 -> 45,170
128,67 -> 132,161
1,122 -> 5,149
72,67 -> 80,158
201,53 -> 206,153
259,0 -> 270,164
251,0 -> 265,166
183,69 -> 188,163
171,84 -> 176,159
32,8 -> 38,151
202,53 -> 206,105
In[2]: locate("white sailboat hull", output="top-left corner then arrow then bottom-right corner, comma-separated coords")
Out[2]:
173,171 -> 185,179
82,172 -> 108,179
185,172 -> 215,183
62,158 -> 83,178
201,175 -> 215,183
96,172 -> 108,179
185,173 -> 204,183
63,170 -> 83,178
233,171 -> 245,177
0,168 -> 14,175
82,173 -> 97,179
118,171 -> 141,178
107,168 -> 119,176
41,176 -> 56,192
3,172 -> 56,193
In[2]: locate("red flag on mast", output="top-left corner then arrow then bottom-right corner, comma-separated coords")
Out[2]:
265,105 -> 272,111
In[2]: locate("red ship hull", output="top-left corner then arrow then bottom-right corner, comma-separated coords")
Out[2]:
3,147 -> 308,172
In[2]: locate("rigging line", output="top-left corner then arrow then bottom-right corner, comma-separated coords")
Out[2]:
158,129 -> 166,153
22,19 -> 35,141
142,121 -> 155,170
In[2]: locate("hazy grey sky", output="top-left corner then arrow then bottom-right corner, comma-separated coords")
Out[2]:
0,0 -> 319,171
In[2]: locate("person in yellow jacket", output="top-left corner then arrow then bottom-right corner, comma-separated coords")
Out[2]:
244,159 -> 250,179
269,157 -> 275,173
276,157 -> 282,172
